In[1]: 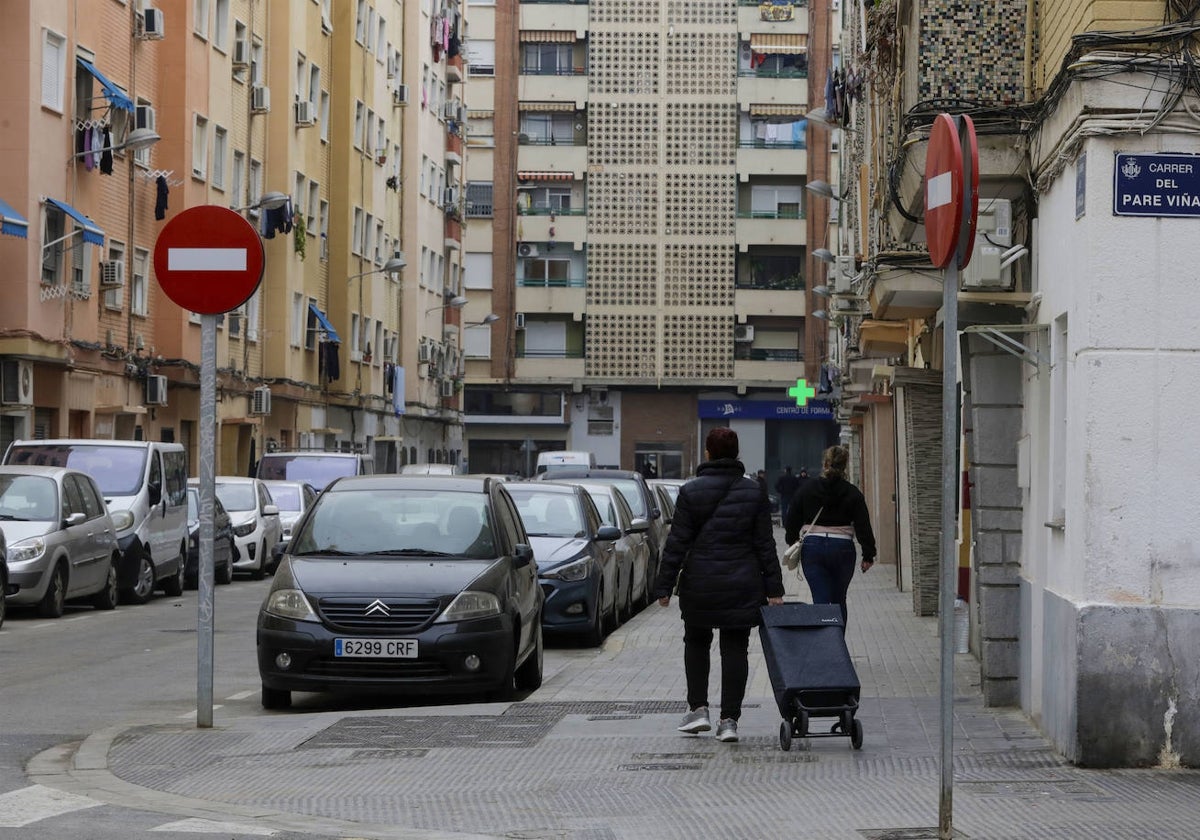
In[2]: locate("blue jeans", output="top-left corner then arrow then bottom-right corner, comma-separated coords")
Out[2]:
800,535 -> 857,629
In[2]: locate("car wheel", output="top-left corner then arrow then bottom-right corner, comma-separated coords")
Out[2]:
261,685 -> 291,710
584,584 -> 606,647
515,621 -> 544,692
123,555 -> 155,605
38,563 -> 67,618
90,557 -> 119,610
217,548 -> 234,585
250,542 -> 266,580
161,554 -> 185,597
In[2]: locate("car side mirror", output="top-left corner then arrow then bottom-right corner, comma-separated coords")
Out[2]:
651,507 -> 662,520
627,517 -> 650,534
64,512 -> 86,527
263,504 -> 279,516
594,525 -> 621,542
147,481 -> 162,506
513,543 -> 534,567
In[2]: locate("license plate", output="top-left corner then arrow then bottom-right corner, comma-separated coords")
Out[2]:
334,638 -> 418,658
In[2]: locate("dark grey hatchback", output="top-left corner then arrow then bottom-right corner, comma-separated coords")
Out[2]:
257,475 -> 544,709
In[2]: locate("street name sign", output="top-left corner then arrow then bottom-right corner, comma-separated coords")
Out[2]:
1113,152 -> 1200,217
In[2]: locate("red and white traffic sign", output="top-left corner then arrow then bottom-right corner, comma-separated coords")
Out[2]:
153,205 -> 265,314
954,114 -> 979,269
924,114 -> 963,269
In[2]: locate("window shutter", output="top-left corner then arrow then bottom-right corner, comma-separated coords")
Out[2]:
42,34 -> 62,108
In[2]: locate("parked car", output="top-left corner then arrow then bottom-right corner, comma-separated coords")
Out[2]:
0,528 -> 9,629
263,480 -> 318,556
538,469 -> 666,588
559,479 -> 652,622
256,451 -> 373,493
257,475 -> 544,709
0,466 -> 120,618
647,480 -> 680,526
198,477 -> 281,580
399,463 -> 461,476
4,439 -> 188,603
534,450 -> 596,476
505,481 -> 622,646
184,487 -> 235,588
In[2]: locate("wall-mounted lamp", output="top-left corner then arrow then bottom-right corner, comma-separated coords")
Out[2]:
812,309 -> 829,321
805,180 -> 847,202
812,285 -> 831,297
348,256 -> 406,283
232,190 -> 290,213
69,127 -> 160,162
812,248 -> 836,264
466,313 -> 500,327
425,295 -> 467,316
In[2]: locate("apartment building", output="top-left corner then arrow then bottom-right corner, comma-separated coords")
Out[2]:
832,0 -> 1200,765
460,0 -> 834,479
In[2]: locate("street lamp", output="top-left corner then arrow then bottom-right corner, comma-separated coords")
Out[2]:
232,190 -> 290,213
805,180 -> 843,202
812,248 -> 836,264
68,126 -> 160,161
466,312 -> 500,327
425,295 -> 467,316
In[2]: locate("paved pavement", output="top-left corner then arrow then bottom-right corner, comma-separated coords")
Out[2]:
25,530 -> 1200,839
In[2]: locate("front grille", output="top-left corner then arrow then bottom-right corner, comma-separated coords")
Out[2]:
307,657 -> 451,680
317,597 -> 440,631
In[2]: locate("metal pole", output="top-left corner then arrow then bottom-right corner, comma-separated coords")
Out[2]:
938,260 -> 959,838
196,314 -> 217,728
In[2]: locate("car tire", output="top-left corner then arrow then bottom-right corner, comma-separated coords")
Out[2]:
90,557 -> 119,611
217,549 -> 234,585
162,554 -> 185,597
123,555 -> 156,605
515,621 -> 544,692
38,563 -> 67,618
261,685 -> 291,710
584,584 -> 606,647
250,542 -> 266,580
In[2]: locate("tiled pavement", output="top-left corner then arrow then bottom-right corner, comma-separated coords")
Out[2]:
27,529 -> 1200,839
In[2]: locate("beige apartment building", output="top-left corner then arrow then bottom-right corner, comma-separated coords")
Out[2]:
460,0 -> 834,479
0,0 -> 465,475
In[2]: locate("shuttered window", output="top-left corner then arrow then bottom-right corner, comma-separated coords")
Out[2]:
42,30 -> 65,110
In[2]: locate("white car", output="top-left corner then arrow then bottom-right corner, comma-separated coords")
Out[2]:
262,480 -> 318,557
190,478 -> 281,579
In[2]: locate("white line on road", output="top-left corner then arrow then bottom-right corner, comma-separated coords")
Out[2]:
225,689 -> 257,701
0,785 -> 99,827
168,247 -> 247,271
177,705 -> 224,719
150,818 -> 278,835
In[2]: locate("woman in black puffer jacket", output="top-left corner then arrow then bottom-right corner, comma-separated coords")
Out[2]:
653,427 -> 784,743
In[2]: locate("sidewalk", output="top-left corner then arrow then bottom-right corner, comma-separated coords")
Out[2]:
28,531 -> 1200,840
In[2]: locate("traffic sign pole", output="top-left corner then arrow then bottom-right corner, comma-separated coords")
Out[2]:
197,315 -> 217,728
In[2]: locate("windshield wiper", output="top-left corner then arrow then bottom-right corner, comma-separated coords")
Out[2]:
292,549 -> 363,556
0,514 -> 31,521
372,548 -> 458,557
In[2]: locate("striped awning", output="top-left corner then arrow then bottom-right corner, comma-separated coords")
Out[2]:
517,171 -> 573,181
749,103 -> 806,117
467,109 -> 494,119
0,197 -> 28,239
520,29 -> 576,43
750,33 -> 807,54
518,101 -> 577,112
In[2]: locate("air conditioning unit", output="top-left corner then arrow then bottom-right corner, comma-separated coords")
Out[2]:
1,359 -> 34,406
251,85 -> 271,113
393,84 -> 409,106
961,199 -> 1014,291
251,385 -> 272,415
517,243 -> 538,258
833,255 -> 855,294
515,312 -> 526,330
442,186 -> 460,208
232,38 -> 249,68
140,8 -> 165,40
734,324 -> 755,342
145,374 -> 168,406
294,99 -> 315,126
417,342 -> 432,363
439,379 -> 456,398
99,259 -> 125,289
442,100 -> 459,120
136,104 -> 157,134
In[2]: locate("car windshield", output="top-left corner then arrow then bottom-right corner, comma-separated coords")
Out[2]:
266,484 -> 302,511
507,488 -> 584,538
215,483 -> 257,512
578,486 -> 620,528
5,444 -> 147,496
290,489 -> 496,559
0,474 -> 58,521
257,454 -> 356,492
187,488 -> 199,519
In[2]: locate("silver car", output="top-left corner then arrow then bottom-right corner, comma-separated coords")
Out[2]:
0,465 -> 120,617
565,481 -> 652,622
263,480 -> 318,556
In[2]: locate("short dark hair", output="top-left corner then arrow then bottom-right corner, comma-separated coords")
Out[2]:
705,427 -> 739,461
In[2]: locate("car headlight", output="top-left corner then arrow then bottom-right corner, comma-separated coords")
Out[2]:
110,510 -> 135,531
264,589 -> 318,621
8,538 -> 46,564
435,590 -> 501,623
542,557 -> 590,582
233,521 -> 256,537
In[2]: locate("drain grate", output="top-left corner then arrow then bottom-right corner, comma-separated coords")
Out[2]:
858,829 -> 967,840
631,752 -> 716,760
958,778 -> 1108,798
731,752 -> 819,764
350,748 -> 429,760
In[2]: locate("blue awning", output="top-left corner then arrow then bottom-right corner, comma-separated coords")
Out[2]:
0,197 -> 28,239
45,198 -> 105,246
309,303 -> 341,344
76,58 -> 134,113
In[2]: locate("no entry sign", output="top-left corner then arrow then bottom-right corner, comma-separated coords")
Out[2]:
924,113 -> 979,270
153,205 -> 265,314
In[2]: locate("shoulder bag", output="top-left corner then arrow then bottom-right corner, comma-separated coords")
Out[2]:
782,506 -> 823,571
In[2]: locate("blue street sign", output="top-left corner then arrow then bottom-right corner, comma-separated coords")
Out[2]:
1113,152 -> 1200,217
698,399 -> 834,420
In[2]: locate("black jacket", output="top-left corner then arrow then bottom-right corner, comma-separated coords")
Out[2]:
784,475 -> 877,562
653,458 -> 784,627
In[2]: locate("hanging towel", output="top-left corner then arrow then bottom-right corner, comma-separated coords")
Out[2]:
83,127 -> 94,172
155,175 -> 169,220
92,125 -> 104,169
100,127 -> 114,175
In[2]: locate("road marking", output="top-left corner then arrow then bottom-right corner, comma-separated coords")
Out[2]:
151,818 -> 278,835
225,689 -> 257,701
177,705 -> 224,719
168,247 -> 247,272
0,785 -> 99,827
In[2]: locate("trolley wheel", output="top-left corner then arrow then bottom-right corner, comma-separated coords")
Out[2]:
851,718 -> 864,750
840,710 -> 854,734
797,710 -> 809,738
779,720 -> 792,752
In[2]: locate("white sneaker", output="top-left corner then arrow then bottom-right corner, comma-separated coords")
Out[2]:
677,706 -> 711,734
715,718 -> 739,742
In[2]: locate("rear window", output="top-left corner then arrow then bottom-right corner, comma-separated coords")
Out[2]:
507,487 -> 584,538
6,444 -> 147,496
215,483 -> 257,512
257,454 -> 358,491
265,484 -> 302,510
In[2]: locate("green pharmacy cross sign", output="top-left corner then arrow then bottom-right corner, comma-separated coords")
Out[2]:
787,378 -> 816,407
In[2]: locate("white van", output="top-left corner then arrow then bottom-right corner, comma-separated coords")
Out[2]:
3,439 -> 189,603
256,450 -> 373,493
535,450 -> 596,475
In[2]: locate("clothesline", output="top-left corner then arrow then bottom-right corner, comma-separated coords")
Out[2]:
74,118 -> 110,130
138,169 -> 183,188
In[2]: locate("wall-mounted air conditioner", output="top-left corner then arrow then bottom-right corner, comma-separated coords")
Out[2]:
251,385 -> 272,415
833,255 -> 855,293
145,374 -> 168,406
1,359 -> 34,406
136,104 -> 157,134
442,186 -> 461,208
439,379 -> 456,398
393,84 -> 409,106
294,99 -> 315,126
417,342 -> 432,363
232,38 -> 249,68
961,199 -> 1015,291
99,260 -> 125,289
140,8 -> 165,40
251,85 -> 270,113
515,312 -> 526,329
734,325 -> 755,342
442,100 -> 459,120
517,243 -> 538,258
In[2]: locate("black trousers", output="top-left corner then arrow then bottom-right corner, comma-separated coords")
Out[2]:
683,624 -> 752,721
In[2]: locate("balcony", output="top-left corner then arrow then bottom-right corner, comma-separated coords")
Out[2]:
446,131 -> 463,167
514,351 -> 585,382
739,77 -> 808,110
516,275 -> 586,319
738,0 -> 809,36
517,209 -> 586,247
520,1 -> 588,35
736,211 -> 805,248
737,142 -> 807,178
519,73 -> 587,108
733,335 -> 803,385
446,53 -> 464,84
735,286 -> 805,320
445,216 -> 463,249
517,143 -> 587,178
867,265 -> 942,320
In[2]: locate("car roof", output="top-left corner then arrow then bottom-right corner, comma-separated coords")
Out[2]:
190,476 -> 259,484
0,464 -> 75,479
262,479 -> 314,487
538,468 -> 642,481
323,475 -> 494,493
505,481 -> 579,495
10,438 -> 182,450
260,450 -> 362,458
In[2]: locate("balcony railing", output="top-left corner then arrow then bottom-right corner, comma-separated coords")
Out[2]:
517,348 -> 585,359
735,346 -> 802,362
736,210 -> 804,219
521,0 -> 589,4
518,277 -> 586,287
737,0 -> 808,5
518,136 -> 585,146
520,66 -> 588,76
518,206 -> 585,216
735,275 -> 804,290
738,139 -> 807,150
737,67 -> 809,79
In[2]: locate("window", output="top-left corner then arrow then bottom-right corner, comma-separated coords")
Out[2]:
305,297 -> 318,351
213,0 -> 230,50
522,186 -> 572,213
250,40 -> 264,85
519,113 -> 575,144
367,8 -> 377,52
42,30 -> 66,111
212,126 -> 228,189
320,91 -> 330,142
248,158 -> 263,213
134,97 -> 153,167
374,221 -> 384,265
194,0 -> 210,39
352,208 -> 364,255
295,53 -> 307,102
233,21 -> 248,81
751,185 -> 802,218
192,115 -> 209,179
319,200 -> 329,260
523,257 -> 573,285
307,182 -> 319,233
229,303 -> 242,337
464,325 -> 492,358
40,204 -> 66,286
104,240 -> 125,310
364,108 -> 375,155
308,64 -> 321,108
465,182 -> 493,218
132,248 -> 149,316
464,252 -> 493,290
291,293 -> 304,347
419,246 -> 429,287
374,321 -> 384,365
521,44 -> 574,75
466,39 -> 495,76
355,0 -> 367,43
419,155 -> 429,197
354,101 -> 365,149
375,117 -> 386,160
71,237 -> 91,296
362,213 -> 373,258
73,52 -> 95,124
246,291 -> 260,342
350,314 -> 362,361
232,151 -> 245,207
377,17 -> 387,60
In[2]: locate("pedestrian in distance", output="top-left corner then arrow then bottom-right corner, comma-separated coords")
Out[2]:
755,469 -> 768,498
654,427 -> 785,743
774,466 -> 800,521
783,445 -> 876,631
